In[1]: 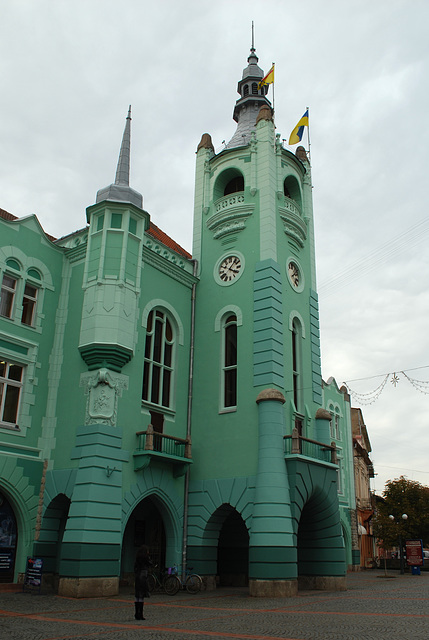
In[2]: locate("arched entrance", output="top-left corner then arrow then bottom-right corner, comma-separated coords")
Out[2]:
0,492 -> 18,583
121,496 -> 166,584
34,493 -> 70,589
216,506 -> 249,586
297,488 -> 345,584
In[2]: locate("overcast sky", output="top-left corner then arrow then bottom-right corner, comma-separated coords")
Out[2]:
1,0 -> 429,495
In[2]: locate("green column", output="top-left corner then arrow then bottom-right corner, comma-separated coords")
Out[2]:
58,423 -> 128,597
249,389 -> 297,596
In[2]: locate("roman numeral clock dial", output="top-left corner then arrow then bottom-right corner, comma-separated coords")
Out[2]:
219,256 -> 242,282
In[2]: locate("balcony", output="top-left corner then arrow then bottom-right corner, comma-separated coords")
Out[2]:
284,428 -> 338,465
207,193 -> 255,240
278,196 -> 307,248
133,424 -> 192,478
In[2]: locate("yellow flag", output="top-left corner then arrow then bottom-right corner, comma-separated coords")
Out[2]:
288,110 -> 309,146
258,64 -> 274,89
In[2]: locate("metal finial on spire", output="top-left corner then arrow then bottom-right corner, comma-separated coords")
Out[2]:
251,20 -> 255,52
115,105 -> 132,186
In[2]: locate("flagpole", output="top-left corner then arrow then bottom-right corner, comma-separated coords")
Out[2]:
272,62 -> 275,118
306,105 -> 311,164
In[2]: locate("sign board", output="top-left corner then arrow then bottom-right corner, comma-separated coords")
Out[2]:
0,551 -> 13,571
23,557 -> 43,592
406,539 -> 423,567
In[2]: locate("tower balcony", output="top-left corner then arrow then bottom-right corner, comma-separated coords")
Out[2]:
278,196 -> 308,248
133,424 -> 192,478
284,429 -> 338,466
207,192 -> 255,240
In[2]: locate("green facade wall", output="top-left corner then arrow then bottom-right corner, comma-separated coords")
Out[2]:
0,50 -> 358,593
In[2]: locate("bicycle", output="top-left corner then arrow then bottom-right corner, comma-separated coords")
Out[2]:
163,565 -> 203,595
147,568 -> 176,594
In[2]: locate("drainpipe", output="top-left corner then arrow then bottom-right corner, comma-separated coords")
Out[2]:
181,259 -> 198,581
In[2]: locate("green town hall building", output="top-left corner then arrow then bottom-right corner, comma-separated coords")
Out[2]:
0,46 -> 359,596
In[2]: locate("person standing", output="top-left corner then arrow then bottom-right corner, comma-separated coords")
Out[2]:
134,545 -> 152,620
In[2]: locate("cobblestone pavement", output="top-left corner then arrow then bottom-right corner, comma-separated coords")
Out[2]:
1,571 -> 428,640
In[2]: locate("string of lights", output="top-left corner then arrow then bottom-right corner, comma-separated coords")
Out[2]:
344,366 -> 429,404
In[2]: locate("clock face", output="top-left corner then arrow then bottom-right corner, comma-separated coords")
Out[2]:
288,261 -> 300,287
219,255 -> 242,282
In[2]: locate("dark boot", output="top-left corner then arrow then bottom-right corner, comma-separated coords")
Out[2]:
134,603 -> 142,620
140,603 -> 146,620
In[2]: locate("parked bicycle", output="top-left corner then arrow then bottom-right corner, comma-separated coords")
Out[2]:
147,568 -> 175,594
163,565 -> 203,595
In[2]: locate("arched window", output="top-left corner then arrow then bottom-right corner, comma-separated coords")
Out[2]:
0,262 -> 42,327
213,169 -> 245,201
142,310 -> 174,408
329,406 -> 341,440
222,314 -> 237,409
283,176 -> 302,212
243,84 -> 249,97
224,175 -> 244,196
252,82 -> 258,95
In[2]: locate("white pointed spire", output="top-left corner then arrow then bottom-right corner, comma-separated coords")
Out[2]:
115,106 -> 132,186
96,106 -> 143,208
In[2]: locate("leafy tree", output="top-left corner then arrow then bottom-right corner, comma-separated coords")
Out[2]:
373,476 -> 429,548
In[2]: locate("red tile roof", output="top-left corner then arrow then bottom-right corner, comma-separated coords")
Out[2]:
147,221 -> 192,259
0,208 -> 192,260
0,208 -> 18,222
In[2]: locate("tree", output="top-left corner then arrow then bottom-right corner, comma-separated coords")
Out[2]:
373,476 -> 429,549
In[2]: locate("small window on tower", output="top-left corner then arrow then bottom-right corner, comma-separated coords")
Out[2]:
252,82 -> 258,95
243,84 -> 249,97
111,213 -> 122,229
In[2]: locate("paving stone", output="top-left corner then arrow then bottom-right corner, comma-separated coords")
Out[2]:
0,571 -> 428,639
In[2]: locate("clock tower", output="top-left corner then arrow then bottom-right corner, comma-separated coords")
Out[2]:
188,44 -> 345,595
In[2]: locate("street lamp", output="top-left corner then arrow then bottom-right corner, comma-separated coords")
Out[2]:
389,513 -> 408,574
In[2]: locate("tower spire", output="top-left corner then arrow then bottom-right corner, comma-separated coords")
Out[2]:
225,33 -> 272,149
96,106 -> 143,209
115,106 -> 132,186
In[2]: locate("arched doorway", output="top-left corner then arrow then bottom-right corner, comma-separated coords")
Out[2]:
0,492 -> 18,583
217,506 -> 249,586
33,493 -> 70,590
121,497 -> 166,584
297,489 -> 345,583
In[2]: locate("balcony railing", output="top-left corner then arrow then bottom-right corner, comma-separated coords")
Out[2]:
134,424 -> 192,477
284,428 -> 337,465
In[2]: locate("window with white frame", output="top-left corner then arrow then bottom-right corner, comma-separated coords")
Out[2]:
336,449 -> 344,494
21,283 -> 38,326
0,262 -> 41,328
222,314 -> 237,409
0,359 -> 23,428
292,318 -> 303,414
142,309 -> 174,408
0,274 -> 17,319
329,405 -> 341,440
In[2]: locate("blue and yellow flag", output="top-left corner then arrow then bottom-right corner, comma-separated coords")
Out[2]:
258,64 -> 275,89
288,109 -> 309,145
